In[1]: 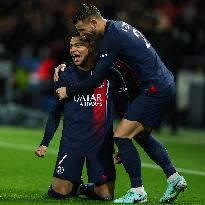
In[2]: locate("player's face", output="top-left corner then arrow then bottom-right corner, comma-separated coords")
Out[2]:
75,20 -> 98,41
70,36 -> 91,66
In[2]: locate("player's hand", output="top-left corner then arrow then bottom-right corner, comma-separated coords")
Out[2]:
114,150 -> 122,164
56,87 -> 68,100
54,64 -> 66,82
35,146 -> 47,157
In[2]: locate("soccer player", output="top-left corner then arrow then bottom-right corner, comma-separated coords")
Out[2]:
55,4 -> 187,203
35,32 -> 117,201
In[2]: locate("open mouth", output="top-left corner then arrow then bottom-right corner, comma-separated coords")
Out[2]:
72,54 -> 81,63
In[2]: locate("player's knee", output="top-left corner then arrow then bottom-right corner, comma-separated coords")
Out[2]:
94,182 -> 114,200
114,119 -> 145,139
48,185 -> 69,200
52,178 -> 73,196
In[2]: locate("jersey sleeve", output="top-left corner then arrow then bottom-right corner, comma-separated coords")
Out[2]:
110,69 -> 129,118
40,95 -> 64,147
67,28 -> 121,96
40,74 -> 68,147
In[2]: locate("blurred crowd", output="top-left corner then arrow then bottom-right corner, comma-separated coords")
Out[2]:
0,0 -> 205,127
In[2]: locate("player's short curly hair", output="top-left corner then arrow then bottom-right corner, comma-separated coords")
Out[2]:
72,4 -> 102,24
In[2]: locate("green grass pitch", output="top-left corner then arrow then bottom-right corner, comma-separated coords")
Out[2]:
0,125 -> 205,205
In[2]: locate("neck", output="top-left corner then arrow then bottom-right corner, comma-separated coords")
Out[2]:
77,56 -> 95,71
98,18 -> 107,36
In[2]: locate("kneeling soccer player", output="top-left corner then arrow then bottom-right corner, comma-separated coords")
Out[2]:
35,33 -> 118,200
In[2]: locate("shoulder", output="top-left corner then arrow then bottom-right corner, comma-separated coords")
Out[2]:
107,20 -> 125,33
65,63 -> 77,74
103,20 -> 128,43
55,64 -> 77,88
100,20 -> 122,48
106,20 -> 119,34
61,64 -> 77,78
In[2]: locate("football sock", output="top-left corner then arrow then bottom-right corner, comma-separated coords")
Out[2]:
131,186 -> 145,195
135,135 -> 176,178
168,172 -> 180,182
114,137 -> 142,188
48,185 -> 69,199
80,183 -> 112,200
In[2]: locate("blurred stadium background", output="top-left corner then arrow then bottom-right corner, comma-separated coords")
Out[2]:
0,0 -> 205,129
0,0 -> 205,204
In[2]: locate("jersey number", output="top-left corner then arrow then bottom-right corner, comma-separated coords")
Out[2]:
121,22 -> 151,48
133,29 -> 151,48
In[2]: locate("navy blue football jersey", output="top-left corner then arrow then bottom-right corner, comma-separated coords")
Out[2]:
67,20 -> 174,96
41,65 -> 115,155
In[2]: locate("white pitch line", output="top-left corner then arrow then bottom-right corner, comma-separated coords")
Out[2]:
1,140 -> 205,177
0,140 -> 58,154
141,162 -> 205,177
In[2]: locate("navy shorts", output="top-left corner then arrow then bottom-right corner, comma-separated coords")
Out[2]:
124,83 -> 176,128
53,149 -> 116,184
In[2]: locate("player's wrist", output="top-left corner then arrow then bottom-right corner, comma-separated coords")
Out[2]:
39,144 -> 48,149
40,139 -> 49,147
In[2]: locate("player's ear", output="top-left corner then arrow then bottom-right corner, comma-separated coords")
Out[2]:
90,19 -> 97,29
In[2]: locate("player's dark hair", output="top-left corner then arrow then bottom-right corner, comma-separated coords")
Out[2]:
70,32 -> 88,43
70,32 -> 94,46
69,32 -> 80,44
72,4 -> 102,24
72,32 -> 81,38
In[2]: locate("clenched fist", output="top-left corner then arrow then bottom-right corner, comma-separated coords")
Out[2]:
56,87 -> 68,100
35,146 -> 47,157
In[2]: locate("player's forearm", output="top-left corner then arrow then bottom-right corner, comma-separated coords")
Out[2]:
40,113 -> 61,147
40,132 -> 53,147
40,133 -> 54,147
67,75 -> 102,96
67,64 -> 111,96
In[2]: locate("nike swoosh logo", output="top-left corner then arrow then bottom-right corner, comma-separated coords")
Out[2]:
102,173 -> 111,179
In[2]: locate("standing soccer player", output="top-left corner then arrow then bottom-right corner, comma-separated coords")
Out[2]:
35,33 -> 116,200
56,4 -> 187,203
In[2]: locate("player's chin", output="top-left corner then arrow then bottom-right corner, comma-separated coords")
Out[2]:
74,60 -> 84,66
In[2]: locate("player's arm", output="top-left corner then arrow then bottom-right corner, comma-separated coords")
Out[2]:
35,96 -> 64,157
35,75 -> 67,157
110,67 -> 128,165
110,67 -> 129,118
